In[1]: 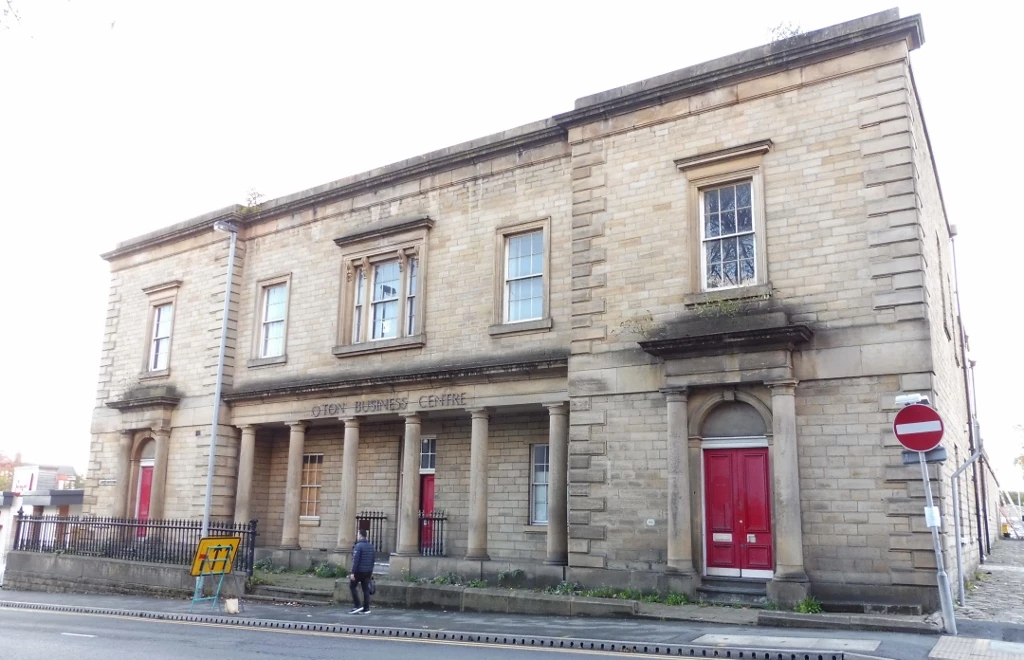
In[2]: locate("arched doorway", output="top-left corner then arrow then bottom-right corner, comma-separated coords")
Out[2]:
134,439 -> 156,523
701,400 -> 773,579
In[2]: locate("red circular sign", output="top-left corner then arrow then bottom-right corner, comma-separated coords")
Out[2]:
893,404 -> 944,452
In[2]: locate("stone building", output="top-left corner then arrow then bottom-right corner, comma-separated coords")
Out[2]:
85,9 -> 996,609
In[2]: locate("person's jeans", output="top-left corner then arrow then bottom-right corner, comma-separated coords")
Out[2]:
350,572 -> 372,609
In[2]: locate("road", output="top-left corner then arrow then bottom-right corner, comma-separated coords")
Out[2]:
1,607 -> 716,660
0,604 -> 940,659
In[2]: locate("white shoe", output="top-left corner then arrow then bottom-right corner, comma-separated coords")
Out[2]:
349,607 -> 364,614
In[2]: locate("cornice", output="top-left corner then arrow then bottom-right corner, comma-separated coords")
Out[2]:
639,325 -> 813,359
223,353 -> 569,402
556,13 -> 923,127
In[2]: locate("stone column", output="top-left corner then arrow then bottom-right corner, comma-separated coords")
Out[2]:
395,413 -> 422,556
233,425 -> 257,524
465,407 -> 490,561
280,422 -> 307,549
543,403 -> 569,565
335,417 -> 361,552
767,380 -> 809,603
148,428 -> 171,520
113,430 -> 133,517
663,387 -> 696,575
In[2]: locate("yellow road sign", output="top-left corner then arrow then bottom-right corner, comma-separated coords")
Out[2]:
190,536 -> 241,577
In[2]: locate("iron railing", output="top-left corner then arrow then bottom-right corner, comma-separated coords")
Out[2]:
12,510 -> 259,575
356,511 -> 387,554
418,510 -> 446,556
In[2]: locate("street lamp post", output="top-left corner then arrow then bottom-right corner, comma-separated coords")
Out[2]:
202,219 -> 240,539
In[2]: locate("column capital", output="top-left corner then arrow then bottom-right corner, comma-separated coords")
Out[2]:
237,424 -> 256,432
767,379 -> 799,394
287,421 -> 308,431
660,386 -> 689,402
400,412 -> 422,424
543,401 -> 568,416
340,416 -> 361,428
118,428 -> 134,439
150,427 -> 171,439
466,407 -> 490,419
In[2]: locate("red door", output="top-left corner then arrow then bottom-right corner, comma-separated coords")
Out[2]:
419,475 -> 435,551
704,448 -> 773,578
137,466 -> 154,536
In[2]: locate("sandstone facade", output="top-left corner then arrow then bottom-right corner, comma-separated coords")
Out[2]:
83,9 -> 997,609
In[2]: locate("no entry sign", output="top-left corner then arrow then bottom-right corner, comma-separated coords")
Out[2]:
893,404 -> 944,452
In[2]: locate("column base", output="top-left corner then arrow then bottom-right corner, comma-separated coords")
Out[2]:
544,553 -> 568,566
391,551 -> 421,557
664,564 -> 696,577
464,553 -> 490,561
278,544 -> 300,550
767,575 -> 810,608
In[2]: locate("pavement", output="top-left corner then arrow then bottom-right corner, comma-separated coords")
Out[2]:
4,540 -> 1024,659
0,589 -> 936,659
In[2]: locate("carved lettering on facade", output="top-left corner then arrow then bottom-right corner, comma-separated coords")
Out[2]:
417,392 -> 467,408
310,392 -> 469,417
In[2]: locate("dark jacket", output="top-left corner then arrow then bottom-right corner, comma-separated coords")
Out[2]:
351,538 -> 375,574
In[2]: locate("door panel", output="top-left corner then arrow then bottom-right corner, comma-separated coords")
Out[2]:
703,446 -> 774,578
137,466 -> 154,538
739,449 -> 773,571
419,474 -> 435,548
138,466 -> 154,521
704,451 -> 738,572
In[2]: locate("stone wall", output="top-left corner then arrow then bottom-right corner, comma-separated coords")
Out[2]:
3,551 -> 245,598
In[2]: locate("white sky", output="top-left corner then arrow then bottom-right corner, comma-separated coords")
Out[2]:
1,1 -> 1021,489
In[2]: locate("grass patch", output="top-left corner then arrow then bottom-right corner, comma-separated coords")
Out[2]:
794,596 -> 824,614
430,572 -> 463,586
665,592 -> 689,606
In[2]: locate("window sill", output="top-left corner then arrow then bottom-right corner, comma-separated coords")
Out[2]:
523,524 -> 548,535
247,355 -> 287,369
488,317 -> 553,337
333,334 -> 425,358
138,369 -> 170,381
683,283 -> 773,308
299,517 -> 320,527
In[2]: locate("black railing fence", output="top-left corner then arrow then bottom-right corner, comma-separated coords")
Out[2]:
12,510 -> 258,575
356,511 -> 387,554
418,510 -> 446,556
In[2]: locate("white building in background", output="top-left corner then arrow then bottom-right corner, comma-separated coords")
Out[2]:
0,465 -> 84,585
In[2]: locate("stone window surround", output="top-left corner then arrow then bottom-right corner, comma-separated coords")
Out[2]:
333,217 -> 432,358
529,442 -> 549,526
299,452 -> 323,526
138,280 -> 181,381
676,140 -> 771,304
490,217 -> 553,337
247,273 -> 292,369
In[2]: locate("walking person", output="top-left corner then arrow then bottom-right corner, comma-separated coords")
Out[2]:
349,529 -> 375,614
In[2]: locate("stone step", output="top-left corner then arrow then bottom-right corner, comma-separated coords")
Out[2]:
251,585 -> 333,604
245,594 -> 333,606
697,578 -> 769,608
820,601 -> 924,616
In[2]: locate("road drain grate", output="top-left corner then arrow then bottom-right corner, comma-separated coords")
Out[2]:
0,600 -> 846,659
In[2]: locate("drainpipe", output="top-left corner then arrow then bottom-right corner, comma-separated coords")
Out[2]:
949,229 -> 985,557
970,360 -> 991,555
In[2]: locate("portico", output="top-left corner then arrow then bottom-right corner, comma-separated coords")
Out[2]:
222,358 -> 570,577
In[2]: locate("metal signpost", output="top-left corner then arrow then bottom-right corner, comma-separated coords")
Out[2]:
893,401 -> 957,635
